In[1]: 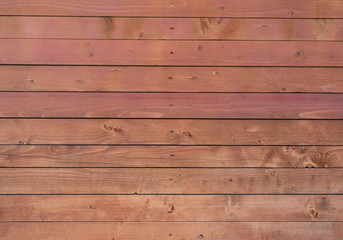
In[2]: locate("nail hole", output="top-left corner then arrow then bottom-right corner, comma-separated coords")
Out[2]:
170,27 -> 174,30
170,3 -> 174,6
169,178 -> 173,182
170,51 -> 174,54
170,154 -> 175,157
170,130 -> 174,133
229,178 -> 233,182
169,233 -> 173,236
281,87 -> 286,91
168,76 -> 173,79
199,234 -> 204,239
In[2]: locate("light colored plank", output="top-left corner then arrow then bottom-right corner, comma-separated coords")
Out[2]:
0,168 -> 342,194
0,195 -> 341,221
1,145 -> 342,168
1,40 -> 343,66
0,0 -> 342,18
1,17 -> 343,40
0,119 -> 342,145
1,66 -> 342,92
1,222 -> 343,240
1,92 -> 342,119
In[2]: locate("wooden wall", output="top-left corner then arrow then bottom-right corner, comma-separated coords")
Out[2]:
0,1 -> 343,239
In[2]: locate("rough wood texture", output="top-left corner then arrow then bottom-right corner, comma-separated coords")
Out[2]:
1,168 -> 342,194
1,145 -> 342,168
1,40 -> 343,66
1,66 -> 343,93
1,92 -> 343,119
2,222 -> 342,240
0,195 -> 342,221
2,17 -> 343,41
0,119 -> 342,145
0,0 -> 343,18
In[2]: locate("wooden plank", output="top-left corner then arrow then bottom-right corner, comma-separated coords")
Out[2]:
0,195 -> 342,221
0,168 -> 342,194
0,119 -> 342,145
0,0 -> 342,18
1,40 -> 343,66
2,17 -> 343,41
1,222 -> 343,240
1,92 -> 343,119
1,145 -> 342,168
1,66 -> 343,93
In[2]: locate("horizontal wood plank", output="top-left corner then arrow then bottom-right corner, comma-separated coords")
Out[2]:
0,119 -> 342,145
1,92 -> 343,119
0,195 -> 342,221
0,168 -> 342,194
1,145 -> 342,168
1,66 -> 343,93
2,222 -> 343,240
1,40 -> 343,66
2,17 -> 343,41
2,222 -> 342,240
0,0 -> 342,18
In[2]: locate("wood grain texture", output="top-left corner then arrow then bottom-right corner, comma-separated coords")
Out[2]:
1,66 -> 343,93
1,92 -> 343,119
0,0 -> 343,18
1,119 -> 342,145
0,195 -> 342,221
1,145 -> 342,168
1,168 -> 342,194
2,222 -> 342,240
2,17 -> 343,41
1,40 -> 343,66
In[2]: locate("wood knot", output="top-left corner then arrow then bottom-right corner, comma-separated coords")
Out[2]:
113,128 -> 122,133
182,131 -> 192,138
308,208 -> 318,218
104,124 -> 113,130
284,146 -> 296,152
167,203 -> 175,213
211,71 -> 221,75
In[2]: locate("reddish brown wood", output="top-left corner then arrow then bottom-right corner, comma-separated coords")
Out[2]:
2,17 -> 343,40
1,92 -> 342,119
1,66 -> 343,92
1,145 -> 341,168
0,119 -> 342,145
1,40 -> 343,66
0,168 -> 342,194
2,222 -> 342,240
0,0 -> 342,18
0,195 -> 342,221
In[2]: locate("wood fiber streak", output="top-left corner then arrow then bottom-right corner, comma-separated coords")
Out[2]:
1,66 -> 343,93
0,0 -> 343,18
1,40 -> 343,66
0,168 -> 342,194
2,17 -> 343,41
1,222 -> 342,240
0,119 -> 342,145
1,92 -> 342,119
1,145 -> 342,168
0,195 -> 342,221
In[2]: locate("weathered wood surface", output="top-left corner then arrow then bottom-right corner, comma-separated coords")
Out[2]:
2,222 -> 343,240
0,195 -> 341,221
1,40 -> 343,66
1,92 -> 342,119
2,222 -> 342,240
1,168 -> 342,194
1,0 -> 343,18
2,17 -> 343,41
0,119 -> 342,145
1,145 -> 341,168
1,66 -> 343,93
